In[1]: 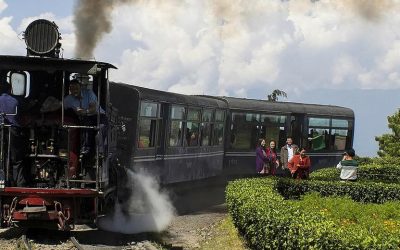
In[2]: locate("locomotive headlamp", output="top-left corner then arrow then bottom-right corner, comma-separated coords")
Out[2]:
24,19 -> 62,58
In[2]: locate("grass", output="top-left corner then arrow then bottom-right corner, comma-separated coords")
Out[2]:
199,216 -> 248,250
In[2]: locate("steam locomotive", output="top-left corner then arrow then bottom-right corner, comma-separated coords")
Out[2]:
0,19 -> 354,230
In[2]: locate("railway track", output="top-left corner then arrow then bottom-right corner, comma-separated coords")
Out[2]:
21,231 -> 85,250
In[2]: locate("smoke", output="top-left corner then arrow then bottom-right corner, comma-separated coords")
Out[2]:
72,0 -> 394,59
73,0 -> 134,59
98,170 -> 175,234
341,0 -> 394,21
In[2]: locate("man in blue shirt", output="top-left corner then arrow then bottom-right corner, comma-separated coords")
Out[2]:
64,79 -> 103,115
63,79 -> 105,163
0,83 -> 26,186
0,84 -> 18,126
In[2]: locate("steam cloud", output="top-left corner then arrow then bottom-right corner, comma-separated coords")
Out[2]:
73,0 -> 394,58
98,171 -> 175,234
73,0 -> 133,59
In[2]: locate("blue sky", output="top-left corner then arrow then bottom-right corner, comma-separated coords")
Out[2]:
1,0 -> 400,156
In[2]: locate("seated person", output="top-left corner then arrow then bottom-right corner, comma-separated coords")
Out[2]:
336,148 -> 358,181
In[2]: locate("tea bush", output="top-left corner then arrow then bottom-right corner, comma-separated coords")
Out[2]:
226,177 -> 400,249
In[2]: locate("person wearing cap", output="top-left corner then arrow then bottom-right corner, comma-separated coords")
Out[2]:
336,148 -> 358,181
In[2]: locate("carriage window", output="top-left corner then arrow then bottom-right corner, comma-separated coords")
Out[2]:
169,121 -> 183,146
171,106 -> 185,119
332,119 -> 348,128
259,114 -> 287,148
213,123 -> 224,145
185,109 -> 200,147
140,102 -> 158,117
186,121 -> 199,146
231,112 -> 259,149
169,105 -> 186,147
138,101 -> 159,148
308,117 -> 331,151
138,119 -> 157,148
215,110 -> 225,122
331,119 -> 353,150
187,109 -> 200,121
200,109 -> 213,146
202,110 -> 212,122
309,117 -> 330,127
331,129 -> 348,150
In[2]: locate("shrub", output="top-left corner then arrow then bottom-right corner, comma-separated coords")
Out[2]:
226,178 -> 400,249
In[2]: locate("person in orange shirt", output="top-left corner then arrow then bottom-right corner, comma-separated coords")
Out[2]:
288,148 -> 311,179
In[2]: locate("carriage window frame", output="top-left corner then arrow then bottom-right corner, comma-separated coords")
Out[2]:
213,110 -> 225,146
169,105 -> 186,147
260,114 -> 287,149
200,109 -> 213,146
308,116 -> 353,151
137,101 -> 160,149
186,108 -> 201,147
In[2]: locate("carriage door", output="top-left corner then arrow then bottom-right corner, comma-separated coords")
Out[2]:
290,113 -> 305,148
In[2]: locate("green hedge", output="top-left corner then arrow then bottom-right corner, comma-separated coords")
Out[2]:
276,177 -> 400,203
226,178 -> 400,249
310,163 -> 400,183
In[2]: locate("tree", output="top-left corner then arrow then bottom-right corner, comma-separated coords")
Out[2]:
267,89 -> 287,102
375,109 -> 400,157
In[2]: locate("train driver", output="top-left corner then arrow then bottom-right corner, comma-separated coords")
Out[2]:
63,79 -> 105,161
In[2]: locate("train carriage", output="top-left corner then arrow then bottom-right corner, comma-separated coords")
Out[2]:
110,83 -> 228,184
220,97 -> 355,176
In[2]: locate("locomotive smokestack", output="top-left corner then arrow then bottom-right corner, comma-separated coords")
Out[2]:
73,0 -> 134,59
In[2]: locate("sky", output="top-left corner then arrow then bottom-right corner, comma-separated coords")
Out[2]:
1,0 -> 400,156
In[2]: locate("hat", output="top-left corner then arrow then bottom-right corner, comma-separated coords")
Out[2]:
345,148 -> 355,157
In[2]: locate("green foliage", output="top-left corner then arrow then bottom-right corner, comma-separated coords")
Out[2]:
267,89 -> 287,102
310,162 -> 400,183
375,109 -> 400,157
226,177 -> 400,249
354,155 -> 373,165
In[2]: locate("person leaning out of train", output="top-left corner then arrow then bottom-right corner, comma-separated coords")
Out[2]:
288,148 -> 311,179
265,140 -> 279,176
280,137 -> 298,170
336,148 -> 358,181
255,138 -> 268,174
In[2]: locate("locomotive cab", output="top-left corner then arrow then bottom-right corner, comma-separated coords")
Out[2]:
0,19 -> 118,230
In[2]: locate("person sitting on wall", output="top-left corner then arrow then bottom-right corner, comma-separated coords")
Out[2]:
288,148 -> 311,179
336,148 -> 358,181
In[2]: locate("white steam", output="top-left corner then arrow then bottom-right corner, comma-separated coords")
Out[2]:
98,171 -> 175,234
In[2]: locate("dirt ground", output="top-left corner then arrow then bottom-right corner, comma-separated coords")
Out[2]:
0,204 -> 228,250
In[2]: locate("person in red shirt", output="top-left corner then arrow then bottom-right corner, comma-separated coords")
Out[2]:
288,148 -> 311,179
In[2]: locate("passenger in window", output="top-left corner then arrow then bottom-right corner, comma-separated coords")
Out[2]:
255,139 -> 268,174
288,148 -> 311,179
336,148 -> 358,181
280,137 -> 298,171
189,132 -> 198,146
265,140 -> 279,176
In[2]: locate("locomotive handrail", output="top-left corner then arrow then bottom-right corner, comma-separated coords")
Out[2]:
62,124 -> 99,129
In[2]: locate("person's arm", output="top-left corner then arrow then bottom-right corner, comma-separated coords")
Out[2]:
288,158 -> 294,172
86,90 -> 98,114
